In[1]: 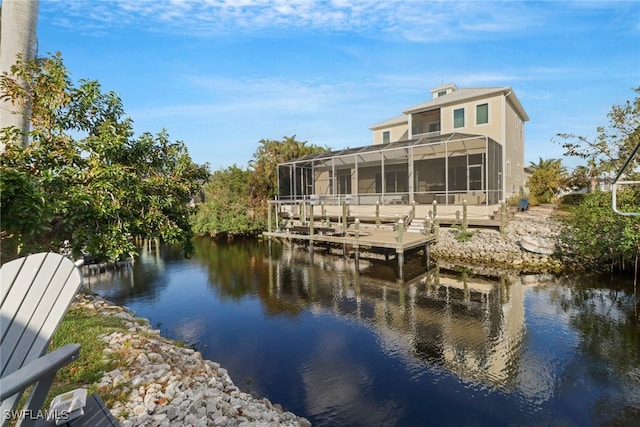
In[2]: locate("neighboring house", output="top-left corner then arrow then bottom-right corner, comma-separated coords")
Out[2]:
277,83 -> 529,211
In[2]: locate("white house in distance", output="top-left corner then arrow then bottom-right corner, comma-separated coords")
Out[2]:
276,83 -> 529,220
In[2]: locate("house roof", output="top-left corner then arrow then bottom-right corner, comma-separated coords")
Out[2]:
402,87 -> 529,121
368,114 -> 409,130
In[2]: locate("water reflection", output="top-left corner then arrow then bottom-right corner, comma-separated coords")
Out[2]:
86,238 -> 640,426
266,245 -> 530,392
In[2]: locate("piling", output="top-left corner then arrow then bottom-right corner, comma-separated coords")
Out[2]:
462,199 -> 468,232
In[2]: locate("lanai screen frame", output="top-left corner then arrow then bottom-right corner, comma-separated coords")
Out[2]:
277,133 -> 503,205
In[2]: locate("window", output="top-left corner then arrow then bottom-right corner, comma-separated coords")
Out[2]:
453,108 -> 465,128
382,131 -> 390,144
476,103 -> 488,125
437,90 -> 447,97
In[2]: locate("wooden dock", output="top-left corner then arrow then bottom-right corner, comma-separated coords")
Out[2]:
263,227 -> 437,280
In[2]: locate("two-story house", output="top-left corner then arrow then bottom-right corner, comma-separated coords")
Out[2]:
276,83 -> 529,216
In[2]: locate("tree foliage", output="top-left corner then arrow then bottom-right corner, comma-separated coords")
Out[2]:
191,135 -> 328,238
557,87 -> 640,180
191,165 -> 265,238
556,87 -> 640,273
527,157 -> 567,203
249,135 -> 328,200
0,53 -> 209,261
561,189 -> 640,272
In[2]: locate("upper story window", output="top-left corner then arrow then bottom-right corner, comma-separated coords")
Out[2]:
382,131 -> 390,144
453,108 -> 465,128
437,90 -> 447,97
476,103 -> 488,125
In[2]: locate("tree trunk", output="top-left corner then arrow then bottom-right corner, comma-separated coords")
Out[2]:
0,0 -> 39,151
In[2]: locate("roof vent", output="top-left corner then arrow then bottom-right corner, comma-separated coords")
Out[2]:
429,83 -> 458,99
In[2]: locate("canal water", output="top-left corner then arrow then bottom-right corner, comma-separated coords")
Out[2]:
86,238 -> 640,426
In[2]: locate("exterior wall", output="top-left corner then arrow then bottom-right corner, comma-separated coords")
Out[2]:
315,169 -> 332,195
504,100 -> 526,197
372,122 -> 408,144
437,94 -> 504,141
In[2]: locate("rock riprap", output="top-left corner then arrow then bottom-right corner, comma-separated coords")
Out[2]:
74,293 -> 311,427
431,205 -> 572,272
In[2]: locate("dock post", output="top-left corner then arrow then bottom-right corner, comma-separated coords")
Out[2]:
342,201 -> 348,234
432,200 -> 439,239
354,271 -> 361,318
500,202 -> 507,238
267,202 -> 272,233
425,242 -> 431,269
354,217 -> 360,271
462,199 -> 468,232
309,204 -> 315,236
396,218 -> 404,244
375,201 -> 380,229
321,201 -> 326,226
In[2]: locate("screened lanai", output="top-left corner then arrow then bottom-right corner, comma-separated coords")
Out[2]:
277,133 -> 503,206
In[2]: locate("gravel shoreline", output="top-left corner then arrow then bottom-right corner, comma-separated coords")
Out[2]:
73,293 -> 311,427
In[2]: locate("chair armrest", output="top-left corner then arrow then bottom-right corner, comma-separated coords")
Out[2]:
0,343 -> 81,401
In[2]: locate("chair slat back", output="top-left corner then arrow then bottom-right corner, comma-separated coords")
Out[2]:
1,253 -> 83,378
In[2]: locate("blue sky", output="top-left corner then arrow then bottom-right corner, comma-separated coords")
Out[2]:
36,0 -> 639,172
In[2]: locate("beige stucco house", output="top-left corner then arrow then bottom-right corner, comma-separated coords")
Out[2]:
276,83 -> 529,218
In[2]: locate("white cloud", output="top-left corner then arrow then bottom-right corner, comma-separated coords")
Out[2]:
41,0 -> 555,41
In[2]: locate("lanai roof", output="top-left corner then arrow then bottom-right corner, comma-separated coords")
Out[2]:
281,132 -> 487,165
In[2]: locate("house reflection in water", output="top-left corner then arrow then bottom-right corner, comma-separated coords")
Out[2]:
266,245 -> 525,390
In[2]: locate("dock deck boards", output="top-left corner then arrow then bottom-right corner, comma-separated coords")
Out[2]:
263,229 -> 436,252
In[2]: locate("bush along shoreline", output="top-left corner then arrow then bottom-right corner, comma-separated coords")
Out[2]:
53,292 -> 311,427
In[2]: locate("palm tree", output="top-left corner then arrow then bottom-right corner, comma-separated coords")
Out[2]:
528,157 -> 563,172
527,157 -> 567,203
0,0 -> 39,150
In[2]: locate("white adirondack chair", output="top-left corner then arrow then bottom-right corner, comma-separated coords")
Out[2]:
0,252 -> 119,427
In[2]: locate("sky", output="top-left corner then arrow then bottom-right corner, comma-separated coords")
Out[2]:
34,0 -> 640,172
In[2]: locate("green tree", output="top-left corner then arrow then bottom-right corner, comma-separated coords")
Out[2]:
562,189 -> 639,272
565,165 -> 591,192
249,135 -> 328,200
557,87 -> 640,180
556,88 -> 640,274
191,136 -> 327,238
526,157 -> 567,203
191,165 -> 264,238
0,53 -> 209,261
